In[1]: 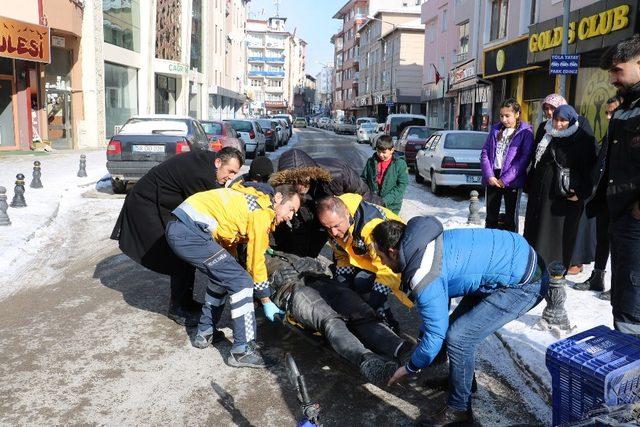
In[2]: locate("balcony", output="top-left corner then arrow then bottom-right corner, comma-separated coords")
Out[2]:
265,86 -> 284,93
455,51 -> 469,64
248,56 -> 265,63
248,71 -> 285,78
248,56 -> 285,63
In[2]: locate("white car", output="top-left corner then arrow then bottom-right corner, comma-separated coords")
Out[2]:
356,122 -> 378,144
415,130 -> 488,194
383,114 -> 427,141
356,117 -> 378,126
224,119 -> 266,159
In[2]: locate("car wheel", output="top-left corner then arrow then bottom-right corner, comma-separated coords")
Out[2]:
415,164 -> 424,184
430,171 -> 440,195
111,178 -> 127,194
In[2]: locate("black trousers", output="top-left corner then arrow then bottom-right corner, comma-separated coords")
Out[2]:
169,266 -> 196,308
594,209 -> 610,270
485,180 -> 522,233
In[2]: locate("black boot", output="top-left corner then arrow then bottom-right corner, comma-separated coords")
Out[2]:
599,290 -> 611,301
574,269 -> 605,292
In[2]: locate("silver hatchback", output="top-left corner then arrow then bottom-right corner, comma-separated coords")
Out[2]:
415,130 -> 488,194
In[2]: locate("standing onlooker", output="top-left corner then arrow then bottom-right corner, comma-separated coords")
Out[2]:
533,94 -> 567,146
524,105 -> 597,270
480,99 -> 534,232
576,95 -> 622,297
588,35 -> 640,336
361,135 -> 409,214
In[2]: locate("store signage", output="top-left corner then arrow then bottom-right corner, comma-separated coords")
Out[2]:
386,100 -> 395,107
528,2 -> 638,63
51,36 -> 65,48
550,54 -> 580,74
484,38 -> 529,78
0,16 -> 50,63
449,61 -> 476,85
265,100 -> 287,109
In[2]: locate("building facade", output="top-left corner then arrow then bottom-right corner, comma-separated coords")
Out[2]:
314,65 -> 334,114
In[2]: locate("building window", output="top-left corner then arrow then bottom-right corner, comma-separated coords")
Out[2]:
105,62 -> 138,138
441,9 -> 447,32
458,22 -> 469,54
190,0 -> 203,71
427,21 -> 436,43
490,0 -> 508,41
103,0 -> 141,51
529,0 -> 537,25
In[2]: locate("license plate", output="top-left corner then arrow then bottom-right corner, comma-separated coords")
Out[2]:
466,175 -> 481,183
133,145 -> 164,153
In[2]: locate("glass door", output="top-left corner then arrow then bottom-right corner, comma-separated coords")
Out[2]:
0,77 -> 16,149
46,90 -> 73,149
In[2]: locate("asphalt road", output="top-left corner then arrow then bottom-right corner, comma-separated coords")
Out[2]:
0,129 -> 544,426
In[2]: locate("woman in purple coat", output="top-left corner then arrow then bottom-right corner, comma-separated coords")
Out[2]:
480,98 -> 535,232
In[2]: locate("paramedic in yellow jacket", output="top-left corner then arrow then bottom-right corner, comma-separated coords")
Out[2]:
316,194 -> 409,327
166,184 -> 301,369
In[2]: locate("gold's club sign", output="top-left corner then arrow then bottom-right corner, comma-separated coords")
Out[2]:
0,16 -> 50,63
529,5 -> 629,54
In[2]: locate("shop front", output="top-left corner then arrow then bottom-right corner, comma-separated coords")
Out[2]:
0,15 -> 50,151
264,100 -> 288,115
527,1 -> 638,141
355,94 -> 372,118
484,36 -> 541,126
154,60 -> 188,115
448,59 -> 490,131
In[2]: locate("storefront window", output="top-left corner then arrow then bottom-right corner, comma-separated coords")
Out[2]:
189,82 -> 200,118
190,0 -> 202,71
575,68 -> 617,142
105,62 -> 138,138
155,74 -> 177,114
103,0 -> 141,52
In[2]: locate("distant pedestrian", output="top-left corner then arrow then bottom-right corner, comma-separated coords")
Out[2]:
480,98 -> 534,232
361,135 -> 408,214
587,35 -> 640,336
524,105 -> 597,271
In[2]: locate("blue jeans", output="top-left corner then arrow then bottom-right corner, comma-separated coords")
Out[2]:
165,220 -> 256,352
610,210 -> 640,335
445,272 -> 548,411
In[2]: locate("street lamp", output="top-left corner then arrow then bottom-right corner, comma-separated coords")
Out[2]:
367,15 -> 397,115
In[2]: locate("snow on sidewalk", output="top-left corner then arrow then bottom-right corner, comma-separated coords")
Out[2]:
0,150 -> 109,299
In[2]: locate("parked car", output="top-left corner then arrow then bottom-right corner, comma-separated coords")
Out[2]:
200,120 -> 245,156
356,122 -> 378,144
273,118 -> 290,144
293,117 -> 308,128
384,114 -> 428,140
370,123 -> 386,148
273,113 -> 293,129
318,117 -> 330,129
415,130 -> 488,194
334,118 -> 357,135
257,119 -> 281,150
395,126 -> 442,170
224,119 -> 266,159
356,117 -> 378,126
106,115 -> 209,193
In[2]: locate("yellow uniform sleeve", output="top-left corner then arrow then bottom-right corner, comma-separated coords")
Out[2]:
246,209 -> 273,298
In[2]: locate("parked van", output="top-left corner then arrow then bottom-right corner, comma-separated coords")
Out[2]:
384,114 -> 428,139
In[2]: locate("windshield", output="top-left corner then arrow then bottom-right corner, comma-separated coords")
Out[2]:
119,119 -> 188,136
444,133 -> 488,150
257,120 -> 274,128
406,127 -> 432,139
390,117 -> 426,136
227,120 -> 253,132
200,122 -> 223,135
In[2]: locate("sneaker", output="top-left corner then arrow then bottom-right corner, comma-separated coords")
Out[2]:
359,353 -> 398,386
418,405 -> 473,427
227,342 -> 276,368
574,269 -> 605,292
192,329 -> 225,349
168,304 -> 199,327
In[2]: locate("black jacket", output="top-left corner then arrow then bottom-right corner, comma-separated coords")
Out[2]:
588,83 -> 640,220
110,151 -> 222,275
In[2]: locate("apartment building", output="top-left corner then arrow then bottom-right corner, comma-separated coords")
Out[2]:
357,8 -> 424,121
245,17 -> 306,116
315,65 -> 334,114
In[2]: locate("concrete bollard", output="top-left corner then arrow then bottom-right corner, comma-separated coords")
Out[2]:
77,154 -> 87,177
541,261 -> 571,330
467,190 -> 482,225
30,161 -> 43,188
0,186 -> 10,225
10,173 -> 27,208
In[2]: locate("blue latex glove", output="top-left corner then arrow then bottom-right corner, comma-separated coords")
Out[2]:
262,300 -> 284,322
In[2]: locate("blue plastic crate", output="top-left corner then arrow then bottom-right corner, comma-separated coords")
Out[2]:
546,326 -> 640,426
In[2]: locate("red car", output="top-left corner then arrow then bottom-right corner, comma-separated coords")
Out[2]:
199,120 -> 245,156
395,126 -> 442,170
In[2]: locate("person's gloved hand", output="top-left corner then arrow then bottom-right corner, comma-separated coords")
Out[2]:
262,300 -> 285,322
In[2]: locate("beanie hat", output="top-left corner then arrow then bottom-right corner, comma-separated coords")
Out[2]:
552,105 -> 579,126
542,93 -> 567,109
247,156 -> 274,181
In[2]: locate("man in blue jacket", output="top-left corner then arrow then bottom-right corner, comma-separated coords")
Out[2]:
371,216 -> 548,426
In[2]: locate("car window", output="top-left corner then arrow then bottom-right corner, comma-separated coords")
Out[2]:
257,119 -> 272,128
192,121 -> 207,143
201,122 -> 223,135
390,117 -> 426,136
227,120 -> 253,132
254,122 -> 262,133
407,127 -> 430,139
429,135 -> 441,150
399,128 -> 409,140
444,133 -> 487,149
120,119 -> 189,136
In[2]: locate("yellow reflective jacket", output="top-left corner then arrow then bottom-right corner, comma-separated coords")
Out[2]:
332,193 -> 412,307
176,185 -> 275,294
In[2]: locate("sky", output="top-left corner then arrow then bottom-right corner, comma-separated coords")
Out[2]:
247,0 -> 345,76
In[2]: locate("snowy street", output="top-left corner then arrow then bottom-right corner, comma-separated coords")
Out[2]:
0,129 -> 614,425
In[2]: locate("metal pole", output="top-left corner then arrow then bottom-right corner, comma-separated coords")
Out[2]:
391,28 -> 396,114
558,0 -> 570,98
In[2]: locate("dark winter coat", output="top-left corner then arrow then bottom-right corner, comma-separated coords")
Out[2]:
360,154 -> 408,214
523,119 -> 597,267
110,151 -> 223,275
480,122 -> 534,188
588,82 -> 640,221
